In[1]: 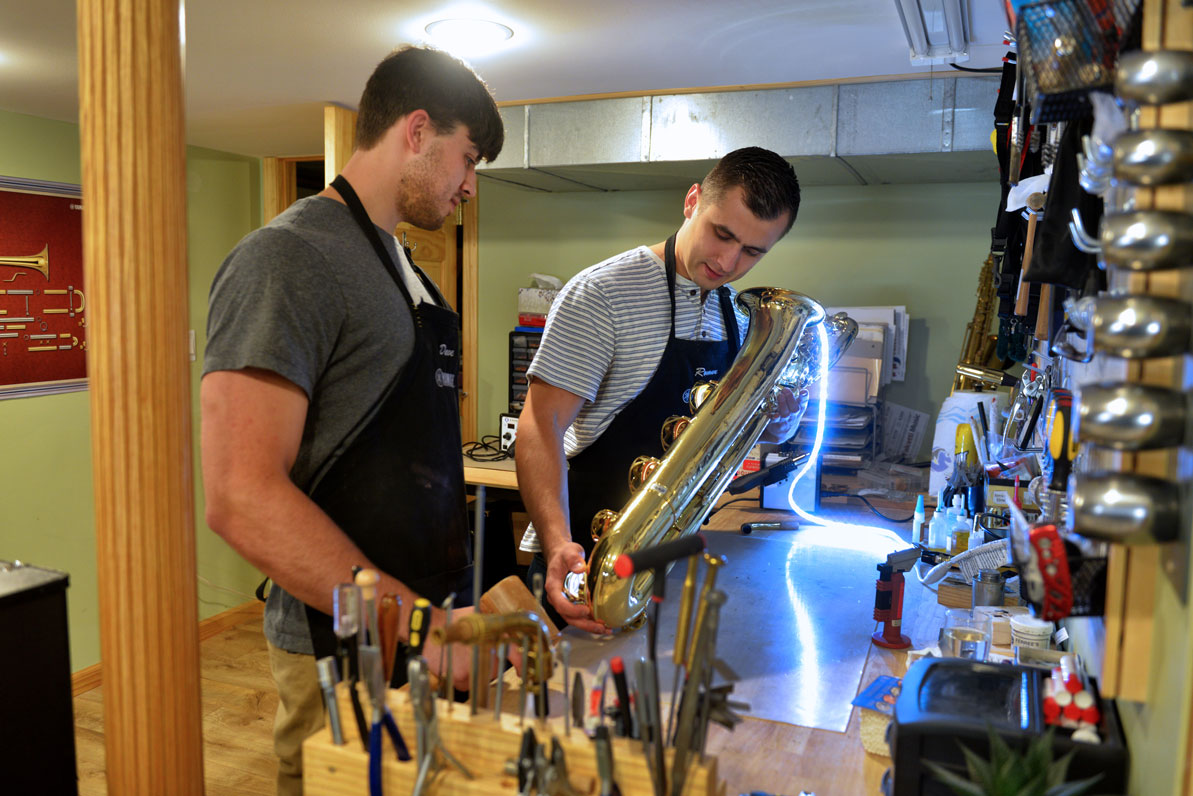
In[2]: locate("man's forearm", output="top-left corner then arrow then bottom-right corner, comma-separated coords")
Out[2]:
514,420 -> 573,557
207,476 -> 422,621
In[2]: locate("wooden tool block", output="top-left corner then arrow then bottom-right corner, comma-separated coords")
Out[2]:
303,681 -> 722,795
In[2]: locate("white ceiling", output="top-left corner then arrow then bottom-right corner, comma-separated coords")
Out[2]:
0,0 -> 1011,158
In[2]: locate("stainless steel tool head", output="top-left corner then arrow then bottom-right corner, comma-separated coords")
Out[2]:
1068,471 -> 1182,544
1116,49 -> 1193,105
1091,294 -> 1193,357
1113,129 -> 1193,186
1100,209 -> 1193,271
1075,382 -> 1192,450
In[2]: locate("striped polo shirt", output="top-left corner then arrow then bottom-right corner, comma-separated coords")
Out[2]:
520,245 -> 749,552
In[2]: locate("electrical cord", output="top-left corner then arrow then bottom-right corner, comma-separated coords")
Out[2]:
461,436 -> 512,462
820,491 -> 916,524
703,496 -> 757,521
950,63 -> 1005,73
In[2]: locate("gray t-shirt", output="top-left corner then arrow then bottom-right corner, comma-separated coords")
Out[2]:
204,196 -> 415,652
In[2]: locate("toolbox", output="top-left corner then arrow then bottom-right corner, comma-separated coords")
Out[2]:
886,657 -> 1127,795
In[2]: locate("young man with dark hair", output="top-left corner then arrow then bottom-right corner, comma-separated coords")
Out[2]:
514,146 -> 805,633
200,45 -> 502,795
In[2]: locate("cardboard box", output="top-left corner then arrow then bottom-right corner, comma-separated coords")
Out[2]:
517,287 -> 559,316
986,477 -> 1040,512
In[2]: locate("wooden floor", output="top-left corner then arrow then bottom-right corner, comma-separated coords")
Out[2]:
73,601 -> 278,796
72,491 -> 938,795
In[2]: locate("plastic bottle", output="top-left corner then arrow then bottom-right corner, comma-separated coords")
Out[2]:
947,495 -> 970,553
927,506 -> 948,551
911,494 -> 926,545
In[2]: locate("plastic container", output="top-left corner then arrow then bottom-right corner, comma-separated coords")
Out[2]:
1011,614 -> 1054,649
927,510 -> 949,550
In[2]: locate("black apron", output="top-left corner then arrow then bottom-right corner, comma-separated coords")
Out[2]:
304,176 -> 472,682
565,234 -> 740,554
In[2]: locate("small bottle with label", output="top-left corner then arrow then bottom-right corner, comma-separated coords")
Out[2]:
911,494 -> 926,545
946,495 -> 969,554
928,508 -> 948,551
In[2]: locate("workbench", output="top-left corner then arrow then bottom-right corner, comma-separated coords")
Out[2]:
311,469 -> 929,795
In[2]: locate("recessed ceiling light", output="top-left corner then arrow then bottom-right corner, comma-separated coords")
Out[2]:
424,18 -> 513,57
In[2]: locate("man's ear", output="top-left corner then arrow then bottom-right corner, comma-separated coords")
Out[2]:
682,183 -> 701,220
404,109 -> 432,154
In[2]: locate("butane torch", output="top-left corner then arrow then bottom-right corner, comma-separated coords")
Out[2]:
871,546 -> 920,649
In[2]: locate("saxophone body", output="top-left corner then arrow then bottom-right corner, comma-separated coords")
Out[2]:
579,287 -> 858,630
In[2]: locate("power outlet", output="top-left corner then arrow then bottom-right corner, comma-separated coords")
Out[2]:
499,413 -> 519,452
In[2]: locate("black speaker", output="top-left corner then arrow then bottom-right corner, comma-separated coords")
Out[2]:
0,562 -> 77,795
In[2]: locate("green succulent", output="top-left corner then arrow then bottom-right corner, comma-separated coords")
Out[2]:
924,727 -> 1104,796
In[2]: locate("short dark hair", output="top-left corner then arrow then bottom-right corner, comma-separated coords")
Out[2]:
355,45 -> 504,162
701,147 -> 801,237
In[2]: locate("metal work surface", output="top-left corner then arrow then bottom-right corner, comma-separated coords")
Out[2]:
560,525 -> 910,732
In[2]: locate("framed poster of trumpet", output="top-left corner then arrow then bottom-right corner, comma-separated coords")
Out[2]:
0,178 -> 86,399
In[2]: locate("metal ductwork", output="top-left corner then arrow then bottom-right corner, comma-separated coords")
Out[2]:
479,75 -> 999,191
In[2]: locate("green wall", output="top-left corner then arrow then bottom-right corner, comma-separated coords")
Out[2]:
475,179 -> 1000,457
475,179 -> 1193,796
0,109 -> 264,670
3,108 -> 1189,795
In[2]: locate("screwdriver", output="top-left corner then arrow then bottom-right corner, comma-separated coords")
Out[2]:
666,553 -> 700,742
378,593 -> 400,684
495,640 -> 509,722
333,583 -> 362,680
333,582 -> 369,748
315,656 -> 344,745
559,639 -> 572,737
609,656 -> 633,738
440,593 -> 455,704
409,597 -> 432,658
355,568 -> 381,647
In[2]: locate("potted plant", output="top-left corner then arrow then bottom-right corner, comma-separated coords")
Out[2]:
925,727 -> 1105,796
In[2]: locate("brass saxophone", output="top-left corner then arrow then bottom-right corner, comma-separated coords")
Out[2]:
568,287 -> 858,631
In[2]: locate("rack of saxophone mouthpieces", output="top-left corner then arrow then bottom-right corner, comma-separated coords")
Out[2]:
302,680 -> 723,796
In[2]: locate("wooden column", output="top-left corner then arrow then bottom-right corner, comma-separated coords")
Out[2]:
77,0 -> 205,793
324,104 -> 357,186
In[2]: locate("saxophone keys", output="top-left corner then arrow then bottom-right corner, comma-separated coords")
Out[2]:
562,571 -> 588,605
687,381 -> 717,414
591,509 -> 619,543
628,455 -> 661,493
660,415 -> 691,451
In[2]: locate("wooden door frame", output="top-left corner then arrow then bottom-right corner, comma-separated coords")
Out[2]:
262,155 -> 322,224
460,197 -> 479,444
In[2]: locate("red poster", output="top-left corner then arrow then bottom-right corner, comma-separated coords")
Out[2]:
0,188 -> 86,392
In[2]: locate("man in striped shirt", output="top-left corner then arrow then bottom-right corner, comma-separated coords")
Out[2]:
514,147 -> 808,632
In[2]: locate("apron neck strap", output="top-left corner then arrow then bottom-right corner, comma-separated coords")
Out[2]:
663,233 -> 679,335
331,175 -> 418,316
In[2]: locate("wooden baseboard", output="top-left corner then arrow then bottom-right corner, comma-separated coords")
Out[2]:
71,600 -> 263,696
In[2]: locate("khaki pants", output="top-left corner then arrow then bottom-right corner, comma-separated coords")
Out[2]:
267,641 -> 324,796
